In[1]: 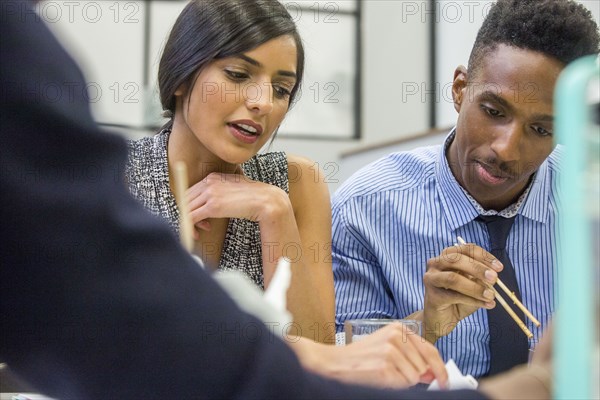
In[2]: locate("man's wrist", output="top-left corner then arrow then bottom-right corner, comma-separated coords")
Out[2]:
406,310 -> 439,344
420,310 -> 444,344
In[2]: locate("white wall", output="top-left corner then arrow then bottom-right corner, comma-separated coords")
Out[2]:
48,1 -> 432,192
37,1 -> 148,126
38,0 -> 600,193
435,0 -> 493,127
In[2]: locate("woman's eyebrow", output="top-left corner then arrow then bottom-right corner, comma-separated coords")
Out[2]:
235,54 -> 297,79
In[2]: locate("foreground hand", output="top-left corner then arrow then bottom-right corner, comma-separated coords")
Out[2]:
479,324 -> 553,399
530,323 -> 552,366
292,323 -> 448,389
422,242 -> 503,343
185,172 -> 290,237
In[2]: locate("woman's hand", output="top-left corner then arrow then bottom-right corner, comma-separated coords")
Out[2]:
185,172 -> 290,237
291,323 -> 448,389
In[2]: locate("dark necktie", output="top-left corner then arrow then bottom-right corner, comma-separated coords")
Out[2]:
477,215 -> 529,375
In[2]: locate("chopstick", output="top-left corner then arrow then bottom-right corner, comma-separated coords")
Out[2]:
456,236 -> 539,338
490,288 -> 534,338
173,161 -> 194,253
495,279 -> 541,326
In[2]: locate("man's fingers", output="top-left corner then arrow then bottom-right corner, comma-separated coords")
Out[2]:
426,270 -> 496,305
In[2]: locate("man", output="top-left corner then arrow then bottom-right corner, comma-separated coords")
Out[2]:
0,0 -> 555,398
332,0 -> 599,379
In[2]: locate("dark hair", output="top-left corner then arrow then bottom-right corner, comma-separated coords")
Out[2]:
468,0 -> 600,76
158,0 -> 304,123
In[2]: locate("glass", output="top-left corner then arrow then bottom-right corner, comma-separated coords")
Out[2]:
343,318 -> 422,344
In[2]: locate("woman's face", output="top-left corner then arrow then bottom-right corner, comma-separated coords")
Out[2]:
174,35 -> 298,165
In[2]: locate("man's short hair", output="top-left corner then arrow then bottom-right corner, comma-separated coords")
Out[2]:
468,0 -> 600,75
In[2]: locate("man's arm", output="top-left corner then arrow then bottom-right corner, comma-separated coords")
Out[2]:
331,200 -> 398,331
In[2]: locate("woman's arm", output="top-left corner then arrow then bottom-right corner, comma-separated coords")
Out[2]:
183,154 -> 335,342
280,154 -> 335,343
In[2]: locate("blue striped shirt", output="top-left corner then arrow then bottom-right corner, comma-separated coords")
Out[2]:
332,130 -> 561,378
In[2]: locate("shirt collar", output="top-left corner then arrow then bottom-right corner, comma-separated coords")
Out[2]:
436,129 -> 480,231
518,146 -> 560,223
435,129 -> 553,230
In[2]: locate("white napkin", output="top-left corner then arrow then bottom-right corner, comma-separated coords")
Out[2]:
263,257 -> 292,311
428,359 -> 478,391
211,257 -> 293,336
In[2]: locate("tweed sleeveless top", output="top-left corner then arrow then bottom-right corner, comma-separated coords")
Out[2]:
125,129 -> 289,288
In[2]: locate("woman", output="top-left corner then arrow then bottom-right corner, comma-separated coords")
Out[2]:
125,0 -> 450,387
125,0 -> 334,342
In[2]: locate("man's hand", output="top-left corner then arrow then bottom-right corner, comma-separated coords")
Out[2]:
422,242 -> 503,343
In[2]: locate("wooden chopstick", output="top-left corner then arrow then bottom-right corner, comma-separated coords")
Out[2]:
495,279 -> 541,327
456,236 -> 537,338
457,236 -> 540,326
489,284 -> 534,338
173,161 -> 194,253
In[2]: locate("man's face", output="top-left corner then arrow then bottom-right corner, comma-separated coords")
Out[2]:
447,44 -> 564,210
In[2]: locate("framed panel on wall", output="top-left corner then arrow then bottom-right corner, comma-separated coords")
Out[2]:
36,1 -> 148,128
278,1 -> 360,139
38,0 -> 361,140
